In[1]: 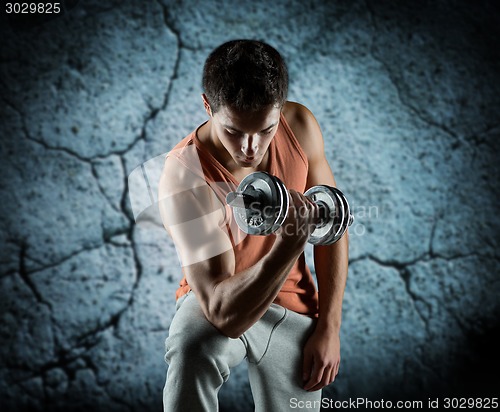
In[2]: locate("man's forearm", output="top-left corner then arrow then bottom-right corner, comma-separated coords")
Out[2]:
209,237 -> 304,338
313,232 -> 349,333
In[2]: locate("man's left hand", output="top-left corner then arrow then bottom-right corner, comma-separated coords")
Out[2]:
302,327 -> 341,391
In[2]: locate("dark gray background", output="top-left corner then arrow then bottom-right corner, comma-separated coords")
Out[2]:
1,0 -> 499,411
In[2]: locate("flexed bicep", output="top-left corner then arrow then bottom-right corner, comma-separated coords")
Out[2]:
158,157 -> 233,267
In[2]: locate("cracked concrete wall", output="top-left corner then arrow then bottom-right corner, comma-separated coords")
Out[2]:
1,0 -> 499,411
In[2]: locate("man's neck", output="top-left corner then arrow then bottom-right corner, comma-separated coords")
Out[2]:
196,119 -> 272,181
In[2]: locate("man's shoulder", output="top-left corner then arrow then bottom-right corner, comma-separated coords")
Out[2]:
169,130 -> 196,153
162,133 -> 206,195
282,101 -> 324,161
283,101 -> 321,134
283,101 -> 309,124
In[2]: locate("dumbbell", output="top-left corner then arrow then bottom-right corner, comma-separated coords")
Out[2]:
225,172 -> 353,245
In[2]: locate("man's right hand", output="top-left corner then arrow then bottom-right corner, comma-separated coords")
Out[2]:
275,189 -> 319,249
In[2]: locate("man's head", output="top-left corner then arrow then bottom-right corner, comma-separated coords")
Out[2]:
202,40 -> 288,114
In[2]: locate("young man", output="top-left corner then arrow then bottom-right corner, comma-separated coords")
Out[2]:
159,40 -> 349,411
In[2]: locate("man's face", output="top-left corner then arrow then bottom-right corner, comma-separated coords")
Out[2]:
211,104 -> 281,169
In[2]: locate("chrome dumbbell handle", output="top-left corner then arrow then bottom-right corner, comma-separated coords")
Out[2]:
226,187 -> 266,210
310,200 -> 331,228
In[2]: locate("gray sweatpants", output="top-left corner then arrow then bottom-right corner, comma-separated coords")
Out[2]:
163,292 -> 322,412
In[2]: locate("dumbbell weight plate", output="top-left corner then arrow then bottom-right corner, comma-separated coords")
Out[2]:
232,172 -> 289,236
272,175 -> 289,233
306,185 -> 353,245
332,188 -> 351,244
305,185 -> 343,245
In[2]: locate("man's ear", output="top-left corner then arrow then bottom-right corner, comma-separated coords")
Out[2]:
201,94 -> 212,117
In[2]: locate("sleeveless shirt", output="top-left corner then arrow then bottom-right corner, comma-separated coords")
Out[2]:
167,112 -> 319,317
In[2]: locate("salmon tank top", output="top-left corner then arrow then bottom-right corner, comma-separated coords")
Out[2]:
166,112 -> 319,318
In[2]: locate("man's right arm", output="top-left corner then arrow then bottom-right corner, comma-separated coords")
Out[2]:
159,156 -> 317,338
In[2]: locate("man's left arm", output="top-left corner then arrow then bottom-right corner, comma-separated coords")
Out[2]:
284,102 -> 349,392
304,223 -> 348,391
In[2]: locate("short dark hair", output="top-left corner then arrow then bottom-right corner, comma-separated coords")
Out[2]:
202,40 -> 288,113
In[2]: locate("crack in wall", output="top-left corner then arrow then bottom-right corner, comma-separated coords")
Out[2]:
28,9 -> 194,383
24,118 -> 146,163
61,0 -> 193,350
19,240 -> 101,276
356,254 -> 429,330
365,2 -> 500,163
90,162 -> 123,214
349,251 -> 497,383
17,242 -> 52,309
133,0 -> 184,144
351,250 -> 499,356
363,0 -> 484,149
2,93 -> 92,163
3,85 -> 151,164
349,250 -> 497,334
9,285 -> 141,391
121,156 -> 142,288
11,328 -> 103,386
157,1 -> 200,53
1,5 -> 184,295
